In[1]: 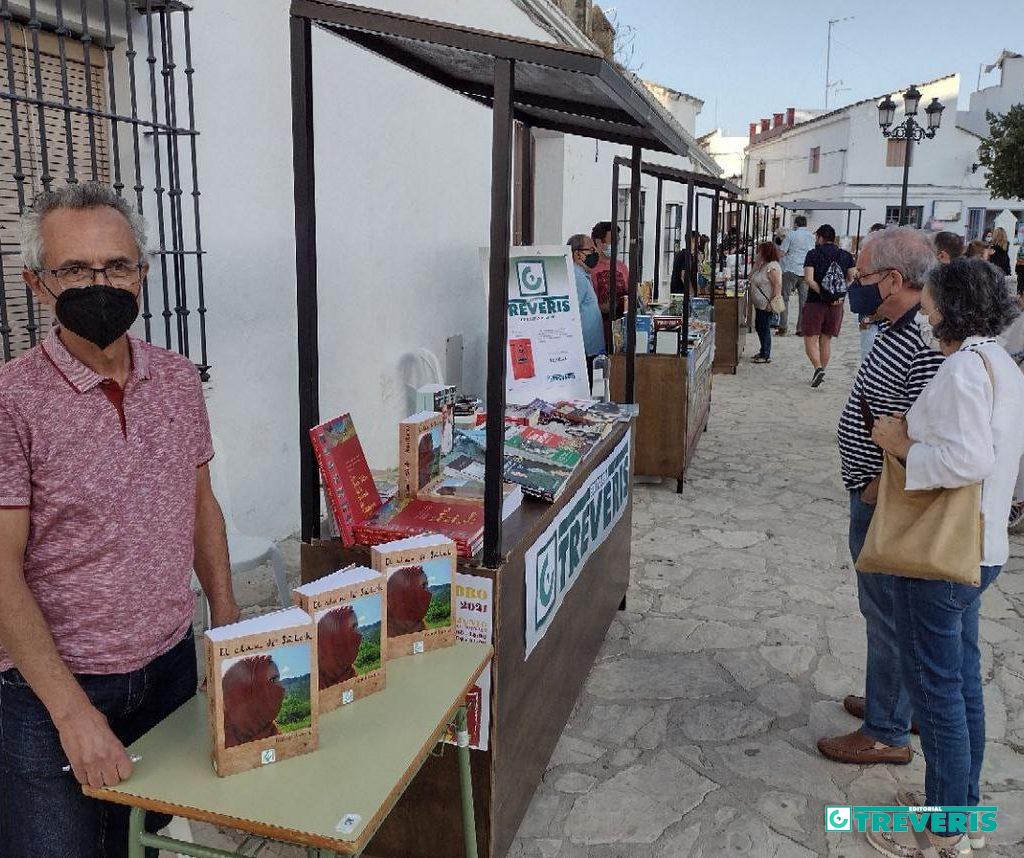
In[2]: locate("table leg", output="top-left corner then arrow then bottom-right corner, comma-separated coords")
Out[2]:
128,806 -> 146,858
455,705 -> 478,858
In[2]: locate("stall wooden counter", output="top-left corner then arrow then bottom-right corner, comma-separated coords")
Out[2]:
712,287 -> 748,374
607,328 -> 713,490
300,422 -> 635,858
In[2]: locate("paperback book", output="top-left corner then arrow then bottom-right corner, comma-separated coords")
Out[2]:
292,566 -> 386,713
399,411 -> 446,498
504,425 -> 584,469
204,607 -> 318,777
371,534 -> 456,659
310,414 -> 382,546
503,454 -> 574,502
354,496 -> 484,557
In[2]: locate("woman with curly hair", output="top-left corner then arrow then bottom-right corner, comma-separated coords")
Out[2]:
869,257 -> 1024,858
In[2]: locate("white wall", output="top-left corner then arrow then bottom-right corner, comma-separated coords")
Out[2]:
178,0 -> 563,538
959,55 -> 1024,137
745,75 -> 1022,237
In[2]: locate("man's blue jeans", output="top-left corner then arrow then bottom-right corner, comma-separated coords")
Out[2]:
0,628 -> 197,858
893,565 -> 1000,812
849,490 -> 913,747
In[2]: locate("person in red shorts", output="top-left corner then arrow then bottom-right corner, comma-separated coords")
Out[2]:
0,182 -> 239,858
802,223 -> 855,387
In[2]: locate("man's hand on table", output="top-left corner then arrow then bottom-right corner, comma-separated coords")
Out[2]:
55,701 -> 133,788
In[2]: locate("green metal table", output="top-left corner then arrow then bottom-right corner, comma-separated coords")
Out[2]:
84,642 -> 492,857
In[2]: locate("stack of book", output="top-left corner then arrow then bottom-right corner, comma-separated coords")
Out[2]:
503,425 -> 586,503
354,495 -> 484,557
311,413 -> 485,557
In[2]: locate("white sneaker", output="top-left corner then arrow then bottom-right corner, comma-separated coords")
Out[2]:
893,790 -> 983,851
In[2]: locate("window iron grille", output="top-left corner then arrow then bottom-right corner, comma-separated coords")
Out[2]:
0,0 -> 208,379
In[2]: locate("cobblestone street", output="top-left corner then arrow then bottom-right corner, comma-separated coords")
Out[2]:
184,321 -> 1024,858
507,322 -> 1024,858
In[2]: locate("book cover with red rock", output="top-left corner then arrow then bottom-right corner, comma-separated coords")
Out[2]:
399,411 -> 445,499
292,566 -> 387,714
204,607 -> 318,777
309,414 -> 382,545
371,534 -> 456,659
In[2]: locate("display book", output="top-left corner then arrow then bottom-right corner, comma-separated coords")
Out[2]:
293,565 -> 387,713
205,535 -> 456,777
371,533 -> 456,659
204,606 -> 319,777
456,398 -> 628,504
311,411 -> 486,557
612,313 -> 713,356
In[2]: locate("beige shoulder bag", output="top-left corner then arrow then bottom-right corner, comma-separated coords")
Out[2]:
855,352 -> 993,587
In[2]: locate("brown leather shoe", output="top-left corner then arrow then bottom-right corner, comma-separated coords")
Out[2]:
843,695 -> 920,735
816,729 -> 913,765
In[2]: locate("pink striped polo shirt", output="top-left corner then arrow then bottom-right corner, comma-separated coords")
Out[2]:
0,329 -> 213,674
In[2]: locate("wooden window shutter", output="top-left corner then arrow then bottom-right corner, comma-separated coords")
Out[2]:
0,26 -> 109,358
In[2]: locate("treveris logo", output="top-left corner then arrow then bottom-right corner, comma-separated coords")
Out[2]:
826,806 -> 852,831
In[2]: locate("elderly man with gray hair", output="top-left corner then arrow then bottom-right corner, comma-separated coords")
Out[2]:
0,181 -> 238,857
817,227 -> 945,766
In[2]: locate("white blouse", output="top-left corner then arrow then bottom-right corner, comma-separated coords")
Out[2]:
905,337 -> 1024,566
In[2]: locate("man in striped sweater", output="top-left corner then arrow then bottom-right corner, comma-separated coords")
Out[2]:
818,227 -> 945,765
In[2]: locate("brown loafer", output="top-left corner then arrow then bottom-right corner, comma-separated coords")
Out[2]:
843,695 -> 920,735
816,729 -> 913,765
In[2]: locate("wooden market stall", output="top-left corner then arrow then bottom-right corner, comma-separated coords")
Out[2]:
288,3 -> 697,855
606,158 -> 739,490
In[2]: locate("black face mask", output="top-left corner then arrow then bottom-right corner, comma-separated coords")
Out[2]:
53,284 -> 139,349
582,251 -> 600,269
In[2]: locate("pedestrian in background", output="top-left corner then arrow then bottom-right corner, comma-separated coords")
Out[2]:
819,227 -> 944,768
855,223 -> 888,362
749,241 -> 782,364
990,227 -> 1011,275
966,240 -> 993,261
868,257 -> 1024,858
933,230 -> 965,264
802,224 -> 854,387
567,234 -> 607,390
778,215 -> 814,336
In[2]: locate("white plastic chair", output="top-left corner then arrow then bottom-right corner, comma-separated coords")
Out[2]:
193,435 -> 290,627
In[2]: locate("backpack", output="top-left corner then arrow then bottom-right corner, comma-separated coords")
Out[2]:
820,260 -> 848,303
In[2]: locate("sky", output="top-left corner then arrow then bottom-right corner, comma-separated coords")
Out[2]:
605,0 -> 1024,137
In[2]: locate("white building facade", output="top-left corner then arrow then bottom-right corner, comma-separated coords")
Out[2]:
741,70 -> 1023,243
0,0 -> 715,541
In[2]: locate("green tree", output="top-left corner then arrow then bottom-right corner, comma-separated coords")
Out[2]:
978,105 -> 1024,201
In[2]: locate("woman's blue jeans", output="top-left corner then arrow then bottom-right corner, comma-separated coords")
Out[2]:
892,565 -> 1001,815
754,308 -> 772,359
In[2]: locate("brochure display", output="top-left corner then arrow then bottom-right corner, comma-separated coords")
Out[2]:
487,246 -> 591,403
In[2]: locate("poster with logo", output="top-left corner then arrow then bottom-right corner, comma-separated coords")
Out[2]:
482,246 -> 591,403
442,573 -> 492,751
524,433 -> 631,658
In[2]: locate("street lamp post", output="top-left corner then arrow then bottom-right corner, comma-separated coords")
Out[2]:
878,86 -> 945,226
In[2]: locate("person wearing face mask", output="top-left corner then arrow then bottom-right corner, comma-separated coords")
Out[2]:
589,220 -> 631,319
867,258 -> 1024,858
0,182 -> 239,858
568,234 -> 606,390
818,227 -> 945,769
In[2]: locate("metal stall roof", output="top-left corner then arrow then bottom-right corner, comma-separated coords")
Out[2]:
776,199 -> 865,211
292,0 -> 693,155
611,156 -> 743,196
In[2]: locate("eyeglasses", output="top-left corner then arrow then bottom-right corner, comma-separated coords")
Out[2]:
856,268 -> 895,284
35,262 -> 144,289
